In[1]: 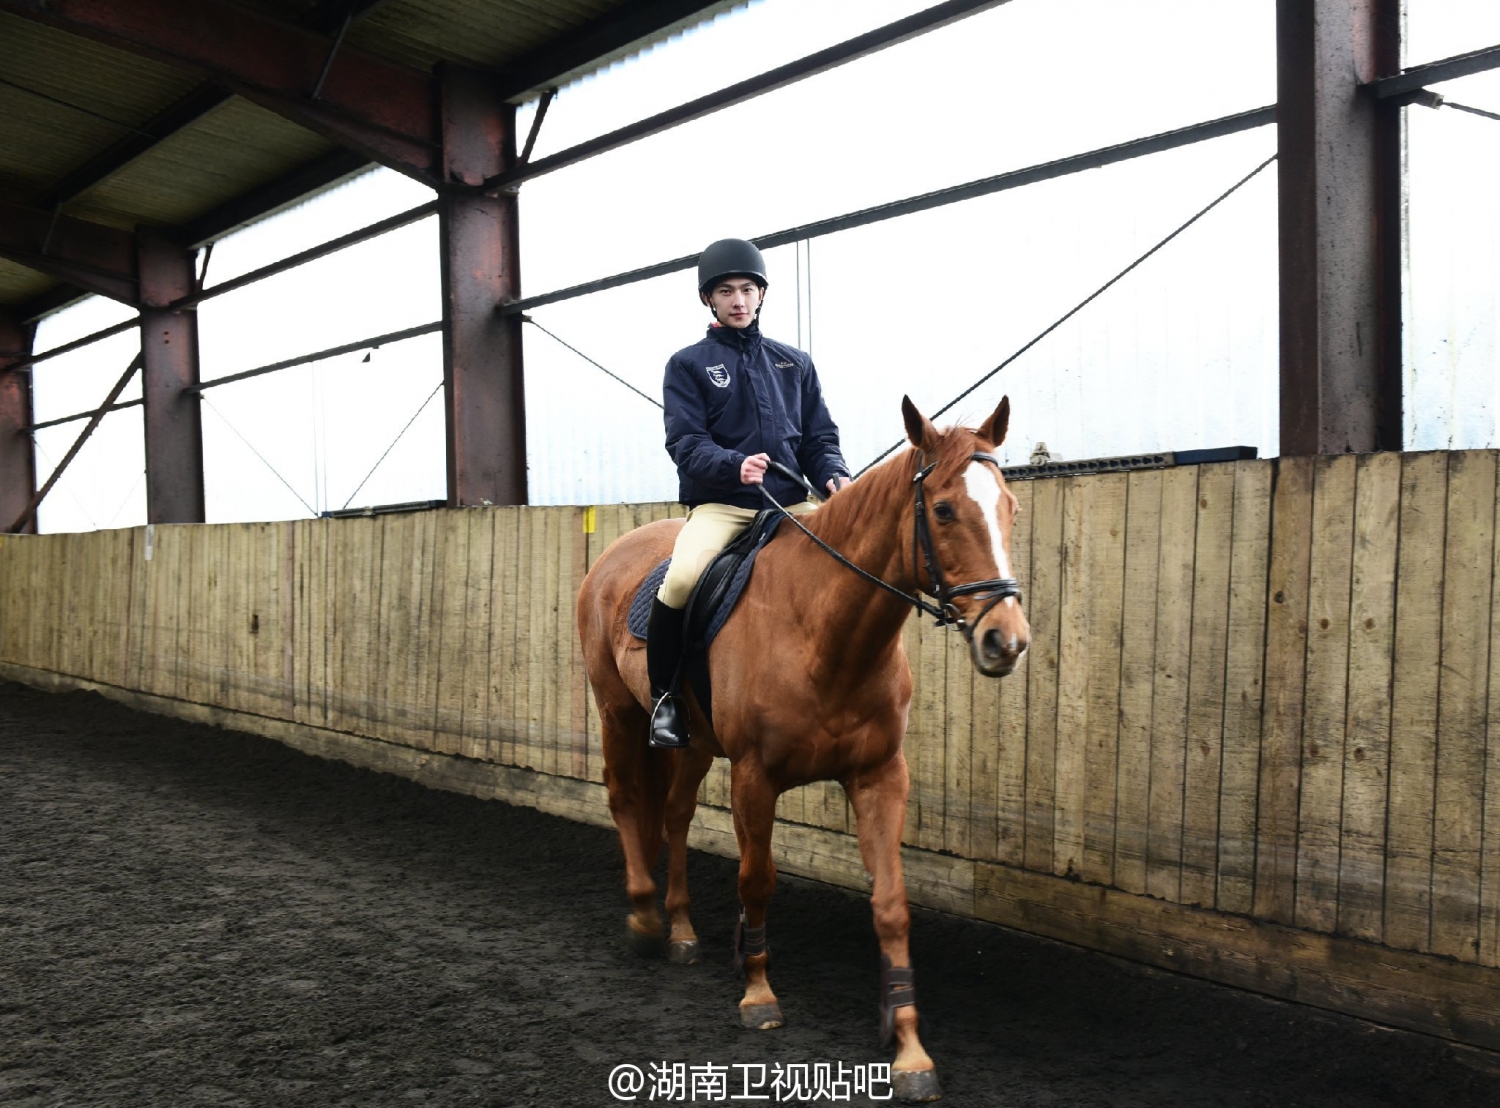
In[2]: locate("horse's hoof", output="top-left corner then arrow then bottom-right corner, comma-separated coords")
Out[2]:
667,939 -> 702,965
625,921 -> 666,960
891,1068 -> 942,1103
738,1002 -> 784,1031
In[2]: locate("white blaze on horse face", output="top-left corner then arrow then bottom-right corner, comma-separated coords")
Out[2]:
962,461 -> 1015,604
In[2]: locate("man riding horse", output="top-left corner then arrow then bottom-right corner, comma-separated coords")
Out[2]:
647,237 -> 852,748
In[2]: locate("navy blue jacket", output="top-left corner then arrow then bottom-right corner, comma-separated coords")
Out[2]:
663,322 -> 848,510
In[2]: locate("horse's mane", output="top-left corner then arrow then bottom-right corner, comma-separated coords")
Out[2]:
805,425 -> 987,548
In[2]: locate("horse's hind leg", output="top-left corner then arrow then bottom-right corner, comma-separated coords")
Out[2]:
601,703 -> 670,956
664,746 -> 714,964
845,752 -> 941,1103
730,759 -> 783,1030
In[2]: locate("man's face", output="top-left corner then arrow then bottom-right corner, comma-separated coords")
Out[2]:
706,277 -> 764,329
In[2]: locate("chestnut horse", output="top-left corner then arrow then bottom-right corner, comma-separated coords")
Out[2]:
576,396 -> 1030,1102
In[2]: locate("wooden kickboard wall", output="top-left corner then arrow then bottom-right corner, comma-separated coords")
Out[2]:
4,451 -> 1500,1047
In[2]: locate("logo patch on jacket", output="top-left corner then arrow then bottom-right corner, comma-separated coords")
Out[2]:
774,360 -> 794,369
705,363 -> 730,388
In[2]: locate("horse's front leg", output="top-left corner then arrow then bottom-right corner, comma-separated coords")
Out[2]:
663,745 -> 715,964
730,758 -> 783,1029
845,751 -> 941,1103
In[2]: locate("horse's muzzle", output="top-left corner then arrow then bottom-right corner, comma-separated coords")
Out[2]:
973,626 -> 1028,678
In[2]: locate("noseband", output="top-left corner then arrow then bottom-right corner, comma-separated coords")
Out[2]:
911,451 -> 1023,640
759,454 -> 1023,642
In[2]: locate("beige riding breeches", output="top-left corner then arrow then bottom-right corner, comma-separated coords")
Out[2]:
656,500 -> 818,609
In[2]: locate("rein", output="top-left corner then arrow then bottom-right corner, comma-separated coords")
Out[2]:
758,455 -> 1022,641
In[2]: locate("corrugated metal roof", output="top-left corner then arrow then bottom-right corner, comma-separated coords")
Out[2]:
0,0 -> 740,318
68,100 -> 337,231
0,13 -> 200,210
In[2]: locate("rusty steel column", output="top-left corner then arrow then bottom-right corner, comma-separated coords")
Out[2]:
0,311 -> 38,533
138,228 -> 206,522
1277,0 -> 1404,454
439,66 -> 527,507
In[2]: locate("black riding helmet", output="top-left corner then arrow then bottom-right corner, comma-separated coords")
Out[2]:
697,238 -> 768,299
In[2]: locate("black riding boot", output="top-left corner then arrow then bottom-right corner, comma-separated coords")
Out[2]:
647,599 -> 690,748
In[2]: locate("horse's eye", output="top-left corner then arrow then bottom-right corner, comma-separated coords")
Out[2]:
934,501 -> 956,523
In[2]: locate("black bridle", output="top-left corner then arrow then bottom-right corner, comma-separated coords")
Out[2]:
911,451 -> 1023,638
759,454 -> 1022,641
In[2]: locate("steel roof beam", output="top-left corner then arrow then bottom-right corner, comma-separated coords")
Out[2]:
1367,42 -> 1500,99
0,0 -> 441,181
178,148 -> 375,248
485,0 -> 1009,194
0,199 -> 139,305
500,105 -> 1276,316
29,85 -> 233,211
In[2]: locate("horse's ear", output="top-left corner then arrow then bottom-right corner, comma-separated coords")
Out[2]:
979,395 -> 1011,447
902,395 -> 939,452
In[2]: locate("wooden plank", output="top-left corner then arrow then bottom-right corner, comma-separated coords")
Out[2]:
280,522 -> 297,720
461,510 -> 496,763
991,479 -> 1034,867
326,519 -> 351,733
1253,456 -> 1314,924
945,610 -> 974,859
1082,474 -> 1126,885
1054,473 -> 1127,883
180,524 -> 205,702
568,506 -> 589,780
1180,463 -> 1235,909
125,527 -> 148,691
506,505 -> 528,768
373,514 -> 408,738
491,507 -> 521,766
1295,454 -> 1358,933
1217,460 -> 1273,915
1023,476 -> 1064,873
1147,465 -> 1198,903
1337,451 -> 1401,942
901,611 -> 922,845
544,506 -> 565,776
1384,452 -> 1448,952
1431,450 -> 1497,961
914,604 -> 946,850
1052,477 -> 1089,879
431,510 -> 469,755
969,658 -> 1002,862
1484,465 -> 1500,967
414,511 -> 442,751
522,505 -> 546,769
1115,469 -> 1163,895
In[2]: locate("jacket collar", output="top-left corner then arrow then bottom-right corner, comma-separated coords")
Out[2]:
706,319 -> 762,352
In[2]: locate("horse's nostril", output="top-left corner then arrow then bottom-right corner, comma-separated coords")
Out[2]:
982,629 -> 1005,661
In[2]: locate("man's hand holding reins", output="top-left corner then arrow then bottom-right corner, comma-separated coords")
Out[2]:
740,453 -> 770,485
826,475 -> 852,495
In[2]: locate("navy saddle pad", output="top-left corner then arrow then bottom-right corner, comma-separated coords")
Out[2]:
627,509 -> 785,648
